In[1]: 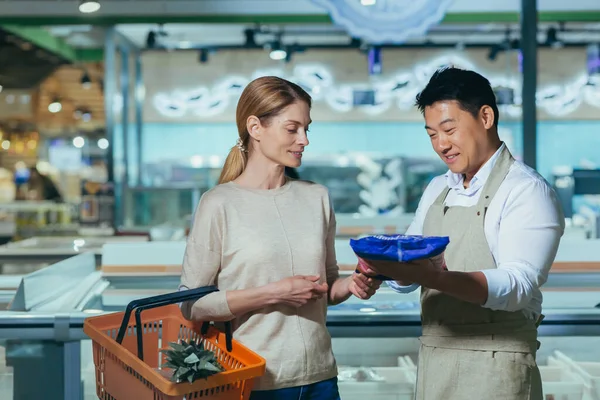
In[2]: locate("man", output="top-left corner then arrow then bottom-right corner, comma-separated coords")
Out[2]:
358,67 -> 564,400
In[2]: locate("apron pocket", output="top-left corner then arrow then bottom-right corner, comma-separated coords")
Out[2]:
457,350 -> 534,399
486,352 -> 533,398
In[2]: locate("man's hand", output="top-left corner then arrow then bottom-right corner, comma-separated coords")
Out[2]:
356,254 -> 447,287
348,272 -> 381,300
357,254 -> 489,305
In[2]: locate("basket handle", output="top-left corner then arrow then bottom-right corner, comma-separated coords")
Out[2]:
116,286 -> 233,361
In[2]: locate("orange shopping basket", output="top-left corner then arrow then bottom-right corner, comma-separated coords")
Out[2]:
83,286 -> 266,400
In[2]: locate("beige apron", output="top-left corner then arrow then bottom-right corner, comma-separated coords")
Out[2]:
416,146 -> 543,400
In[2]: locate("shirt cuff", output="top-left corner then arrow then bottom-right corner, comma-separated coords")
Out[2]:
480,268 -> 514,310
386,280 -> 420,293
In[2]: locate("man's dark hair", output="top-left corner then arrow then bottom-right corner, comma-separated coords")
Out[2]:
415,67 -> 499,127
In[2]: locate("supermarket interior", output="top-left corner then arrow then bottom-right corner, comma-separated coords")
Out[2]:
0,0 -> 600,399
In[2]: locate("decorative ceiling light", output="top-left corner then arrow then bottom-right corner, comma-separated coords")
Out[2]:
152,55 -> 600,119
81,109 -> 92,122
269,41 -> 287,61
73,136 -> 85,148
97,138 -> 109,150
48,97 -> 62,113
309,0 -> 454,44
81,71 -> 92,89
79,0 -> 101,14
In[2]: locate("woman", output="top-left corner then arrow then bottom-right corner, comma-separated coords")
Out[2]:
180,76 -> 380,399
17,167 -> 62,202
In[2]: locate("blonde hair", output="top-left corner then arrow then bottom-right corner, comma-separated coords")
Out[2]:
218,76 -> 312,184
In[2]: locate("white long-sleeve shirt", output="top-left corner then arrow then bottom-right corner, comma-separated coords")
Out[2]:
388,145 -> 565,320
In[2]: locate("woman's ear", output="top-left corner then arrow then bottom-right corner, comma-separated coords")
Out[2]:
247,116 -> 261,141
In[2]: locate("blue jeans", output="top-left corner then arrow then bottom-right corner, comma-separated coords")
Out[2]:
249,377 -> 340,400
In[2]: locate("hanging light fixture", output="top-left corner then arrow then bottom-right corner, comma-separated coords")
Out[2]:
48,97 -> 62,113
73,136 -> 85,148
81,71 -> 92,89
79,0 -> 101,14
269,40 -> 286,61
97,138 -> 109,150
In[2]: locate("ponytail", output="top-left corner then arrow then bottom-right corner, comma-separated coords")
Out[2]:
218,146 -> 247,184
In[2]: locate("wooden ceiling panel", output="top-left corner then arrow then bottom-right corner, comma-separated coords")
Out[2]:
36,63 -> 105,132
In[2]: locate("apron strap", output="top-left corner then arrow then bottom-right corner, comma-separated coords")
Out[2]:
475,144 -> 515,209
432,186 -> 451,207
430,144 -> 514,211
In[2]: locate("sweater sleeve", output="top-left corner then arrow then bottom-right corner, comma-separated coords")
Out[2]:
325,191 -> 340,286
179,192 -> 234,321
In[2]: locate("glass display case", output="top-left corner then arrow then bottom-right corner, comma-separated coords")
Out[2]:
0,201 -> 78,240
124,155 -> 446,228
0,240 -> 598,400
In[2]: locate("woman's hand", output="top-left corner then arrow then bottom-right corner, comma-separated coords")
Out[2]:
348,272 -> 381,300
267,275 -> 329,307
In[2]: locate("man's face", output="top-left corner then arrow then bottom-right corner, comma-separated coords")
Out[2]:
423,100 -> 495,179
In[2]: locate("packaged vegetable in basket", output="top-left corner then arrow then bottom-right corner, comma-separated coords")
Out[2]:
349,234 -> 450,280
160,339 -> 224,383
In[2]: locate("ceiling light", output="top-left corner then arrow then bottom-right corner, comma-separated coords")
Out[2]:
81,71 -> 92,89
546,27 -> 558,46
244,29 -> 256,47
97,138 -> 109,150
208,155 -> 221,168
82,110 -> 92,122
79,0 -> 101,13
73,136 -> 85,148
361,0 -> 376,5
190,155 -> 203,168
146,31 -> 156,48
270,49 -> 287,60
199,49 -> 209,63
48,97 -> 62,113
487,44 -> 502,62
269,40 -> 287,61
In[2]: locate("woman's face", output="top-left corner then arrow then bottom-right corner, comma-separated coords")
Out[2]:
249,101 -> 311,168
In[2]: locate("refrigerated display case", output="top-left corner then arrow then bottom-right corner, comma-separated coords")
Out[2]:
0,240 -> 598,400
0,201 -> 77,240
0,235 -> 148,272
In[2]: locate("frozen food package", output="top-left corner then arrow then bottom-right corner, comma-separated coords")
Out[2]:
350,234 -> 450,280
350,234 -> 450,262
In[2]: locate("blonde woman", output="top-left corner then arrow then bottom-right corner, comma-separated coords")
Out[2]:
180,76 -> 381,400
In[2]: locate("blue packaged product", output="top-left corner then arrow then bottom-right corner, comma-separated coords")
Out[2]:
350,234 -> 450,280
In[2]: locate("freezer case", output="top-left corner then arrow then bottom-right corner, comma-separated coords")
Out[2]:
0,239 -> 599,400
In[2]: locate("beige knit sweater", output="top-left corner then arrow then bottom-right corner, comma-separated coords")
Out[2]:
179,179 -> 339,390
